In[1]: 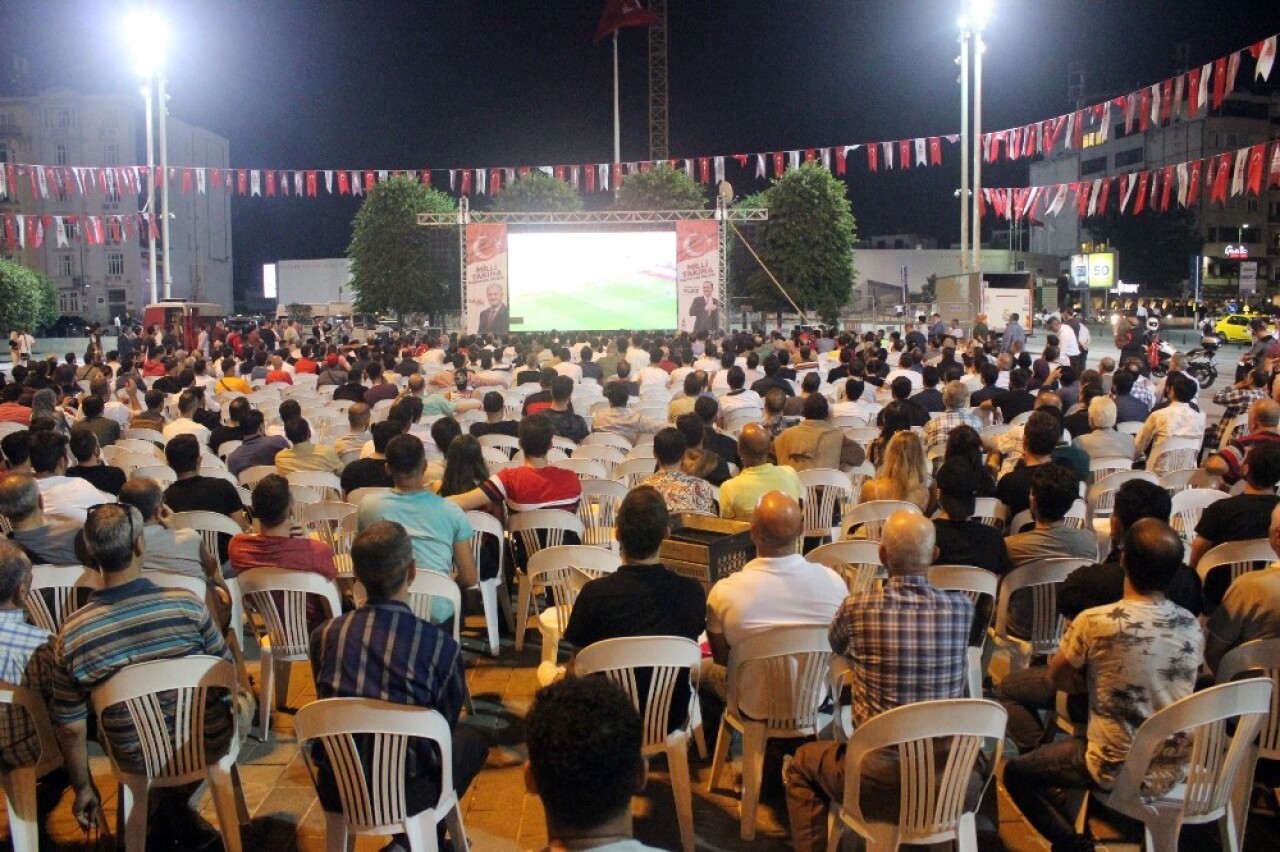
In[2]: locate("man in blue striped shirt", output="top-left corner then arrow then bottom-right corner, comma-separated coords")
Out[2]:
0,540 -> 55,773
309,521 -> 489,846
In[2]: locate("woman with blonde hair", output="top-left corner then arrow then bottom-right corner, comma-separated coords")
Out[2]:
859,430 -> 932,513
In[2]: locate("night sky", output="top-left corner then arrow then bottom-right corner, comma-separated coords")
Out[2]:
3,0 -> 1280,308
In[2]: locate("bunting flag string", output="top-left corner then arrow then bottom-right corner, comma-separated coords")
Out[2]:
975,140 -> 1280,222
977,32 -> 1275,167
0,131 -> 959,210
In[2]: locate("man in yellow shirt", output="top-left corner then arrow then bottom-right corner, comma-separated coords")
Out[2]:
274,417 -> 343,476
719,423 -> 802,520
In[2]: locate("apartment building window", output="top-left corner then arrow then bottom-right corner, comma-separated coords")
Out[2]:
0,113 -> 12,133
107,252 -> 124,277
54,144 -> 67,166
58,292 -> 80,313
57,255 -> 73,277
105,179 -> 121,204
103,144 -> 119,166
62,221 -> 75,243
1114,147 -> 1144,168
1081,156 -> 1107,176
50,108 -> 72,129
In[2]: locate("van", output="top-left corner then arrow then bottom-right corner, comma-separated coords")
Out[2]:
142,301 -> 224,352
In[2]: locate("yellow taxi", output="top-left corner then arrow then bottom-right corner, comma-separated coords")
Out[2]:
1213,313 -> 1266,344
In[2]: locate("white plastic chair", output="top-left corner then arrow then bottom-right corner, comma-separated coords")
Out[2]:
848,460 -> 875,502
708,624 -> 833,840
840,500 -> 922,542
1219,412 -> 1248,450
217,439 -> 244,462
103,447 -> 155,471
971,497 -> 1007,533
1008,411 -> 1033,426
286,470 -> 343,502
236,567 -> 342,741
581,431 -> 633,452
576,636 -> 703,852
989,558 -> 1082,683
1087,470 -> 1158,519
928,565 -> 999,699
0,683 -> 62,852
91,656 -> 249,852
1008,498 -> 1090,536
1116,421 -> 1143,436
295,698 -> 468,852
477,433 -> 520,459
1197,539 -> 1274,605
301,501 -> 359,542
509,510 -> 587,653
572,444 -> 626,477
117,436 -> 165,457
614,457 -> 656,490
1159,467 -> 1203,496
24,564 -> 101,633
1075,678 -> 1273,852
526,545 -> 620,678
130,463 -> 178,488
1088,455 -> 1135,484
798,468 -> 854,543
288,485 -> 323,526
1217,638 -> 1280,763
827,699 -> 1006,852
198,466 -> 239,485
464,511 -> 514,657
808,540 -> 884,595
1146,436 -> 1201,474
551,457 -> 608,480
1171,488 -> 1228,544
724,407 -> 763,433
237,464 -> 276,490
576,478 -> 628,550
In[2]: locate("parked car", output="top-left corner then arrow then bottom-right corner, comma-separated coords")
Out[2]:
40,315 -> 90,337
1212,312 -> 1266,345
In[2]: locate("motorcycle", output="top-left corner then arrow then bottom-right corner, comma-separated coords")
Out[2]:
1144,320 -> 1176,378
1185,336 -> 1220,389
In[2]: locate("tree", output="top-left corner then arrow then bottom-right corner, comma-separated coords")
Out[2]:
347,176 -> 458,323
614,164 -> 708,210
488,171 -> 583,213
1082,208 -> 1205,292
0,259 -> 57,334
732,163 -> 856,326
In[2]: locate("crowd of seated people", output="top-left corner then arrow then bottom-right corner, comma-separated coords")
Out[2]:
0,314 -> 1276,850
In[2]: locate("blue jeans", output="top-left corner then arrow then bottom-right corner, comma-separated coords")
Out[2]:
1001,736 -> 1094,851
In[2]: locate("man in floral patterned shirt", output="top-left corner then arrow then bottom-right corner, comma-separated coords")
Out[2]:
640,428 -> 715,515
1002,518 -> 1202,851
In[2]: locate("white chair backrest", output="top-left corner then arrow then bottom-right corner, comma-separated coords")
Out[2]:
217,439 -> 243,461
1104,678 -> 1273,827
1088,455 -> 1135,484
295,698 -> 457,835
552,458 -> 608,480
477,433 -> 520,459
527,545 -> 621,634
614,457 -> 656,489
847,460 -> 876,502
121,429 -> 165,447
1216,638 -> 1280,760
625,444 -> 657,461
1170,488 -> 1228,542
839,500 -> 922,542
1087,470 -> 1158,518
237,567 -> 341,657
581,431 -> 633,452
838,699 -> 1006,845
1116,421 -> 1143,436
1008,411 -> 1032,426
508,509 -> 587,566
928,564 -> 999,611
576,478 -> 629,549
285,471 -> 342,501
1219,412 -> 1248,450
465,510 -> 505,578
237,464 -> 276,490
726,625 -> 833,734
301,501 -> 358,543
1158,467 -> 1201,496
993,558 -> 1082,657
1197,538 -> 1274,597
807,540 -> 883,595
798,468 -> 854,539
1147,436 -> 1201,474
25,564 -> 101,633
144,570 -> 208,600
169,510 -> 243,559
405,570 -> 462,636
971,497 -> 1007,533
575,636 -> 703,747
90,656 -> 240,781
346,486 -> 391,507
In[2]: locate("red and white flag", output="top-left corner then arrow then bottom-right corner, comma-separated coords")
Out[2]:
1225,51 -> 1241,99
1198,62 -> 1212,113
1269,142 -> 1280,189
1187,159 -> 1203,206
1170,74 -> 1185,122
1254,36 -> 1277,81
1230,148 -> 1247,197
1045,184 -> 1069,216
914,138 -> 927,166
595,0 -> 658,41
929,137 -> 943,166
1246,144 -> 1266,195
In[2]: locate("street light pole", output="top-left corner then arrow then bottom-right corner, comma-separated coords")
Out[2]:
158,74 -> 172,300
971,28 -> 984,274
957,26 -> 970,273
142,84 -> 157,305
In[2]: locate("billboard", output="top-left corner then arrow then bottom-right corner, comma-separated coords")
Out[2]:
1071,251 -> 1116,290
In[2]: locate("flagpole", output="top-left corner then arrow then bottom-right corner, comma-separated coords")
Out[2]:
612,30 -> 621,165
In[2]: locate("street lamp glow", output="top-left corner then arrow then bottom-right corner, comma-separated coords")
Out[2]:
957,13 -> 969,30
125,9 -> 168,78
970,0 -> 993,30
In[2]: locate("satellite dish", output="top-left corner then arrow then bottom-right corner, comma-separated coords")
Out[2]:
718,180 -> 733,202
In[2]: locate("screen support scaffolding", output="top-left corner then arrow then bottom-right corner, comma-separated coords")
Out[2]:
419,198 -> 766,334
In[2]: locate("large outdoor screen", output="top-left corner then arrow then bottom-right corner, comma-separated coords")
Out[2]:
506,231 -> 677,331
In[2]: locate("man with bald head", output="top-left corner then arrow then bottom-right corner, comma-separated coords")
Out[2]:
1203,397 -> 1280,486
1003,519 -> 1201,851
702,491 -> 847,721
785,511 -> 974,852
718,423 -> 802,520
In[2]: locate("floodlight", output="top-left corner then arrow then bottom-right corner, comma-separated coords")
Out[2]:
125,9 -> 168,78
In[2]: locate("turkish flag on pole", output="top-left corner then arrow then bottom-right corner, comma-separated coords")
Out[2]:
1187,159 -> 1203,206
1246,144 -> 1266,195
929,137 -> 943,165
1134,172 -> 1149,214
1212,57 -> 1227,109
595,0 -> 658,41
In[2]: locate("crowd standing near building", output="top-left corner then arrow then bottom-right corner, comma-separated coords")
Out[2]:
0,310 -> 1277,850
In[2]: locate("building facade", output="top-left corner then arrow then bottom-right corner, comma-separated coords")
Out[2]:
1028,88 -> 1280,296
0,87 -> 231,327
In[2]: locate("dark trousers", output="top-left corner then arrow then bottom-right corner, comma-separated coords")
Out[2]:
1002,737 -> 1094,852
996,666 -> 1088,754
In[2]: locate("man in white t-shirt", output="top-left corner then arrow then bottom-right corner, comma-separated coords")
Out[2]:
1047,316 -> 1080,368
161,390 -> 213,447
624,338 -> 650,371
29,432 -> 115,524
702,491 -> 847,719
550,347 -> 582,384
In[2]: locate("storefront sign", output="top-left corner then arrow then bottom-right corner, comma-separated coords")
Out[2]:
1225,244 -> 1250,259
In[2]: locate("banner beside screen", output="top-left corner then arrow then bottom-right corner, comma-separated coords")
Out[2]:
465,222 -> 509,335
676,220 -> 721,334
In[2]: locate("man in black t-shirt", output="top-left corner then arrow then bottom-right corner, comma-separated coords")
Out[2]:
988,368 -> 1036,424
470,392 -> 520,439
208,397 -> 250,455
66,429 -> 127,496
340,421 -> 398,497
932,459 -> 1011,577
162,434 -> 248,564
1191,442 -> 1280,606
564,487 -> 705,730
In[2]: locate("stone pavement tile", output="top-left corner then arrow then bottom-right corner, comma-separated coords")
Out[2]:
465,763 -> 527,813
464,807 -> 523,851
